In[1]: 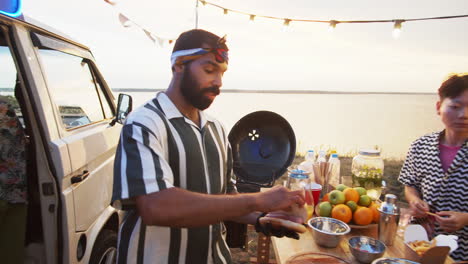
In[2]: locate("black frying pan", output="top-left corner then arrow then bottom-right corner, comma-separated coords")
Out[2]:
228,111 -> 296,187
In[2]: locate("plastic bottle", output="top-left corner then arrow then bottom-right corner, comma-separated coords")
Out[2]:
316,150 -> 327,163
298,150 -> 315,173
328,153 -> 341,187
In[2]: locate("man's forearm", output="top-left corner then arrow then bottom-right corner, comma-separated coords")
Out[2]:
135,187 -> 259,227
228,211 -> 262,225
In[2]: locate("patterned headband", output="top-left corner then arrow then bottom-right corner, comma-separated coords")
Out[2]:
171,35 -> 229,66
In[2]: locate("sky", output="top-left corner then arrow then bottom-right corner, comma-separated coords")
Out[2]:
22,0 -> 468,93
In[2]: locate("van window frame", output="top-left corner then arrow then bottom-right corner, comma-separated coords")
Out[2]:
31,32 -> 116,131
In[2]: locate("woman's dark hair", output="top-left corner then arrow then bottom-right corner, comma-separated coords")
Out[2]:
438,74 -> 468,100
172,29 -> 227,52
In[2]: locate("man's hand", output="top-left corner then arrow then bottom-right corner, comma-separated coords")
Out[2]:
435,211 -> 468,233
254,213 -> 301,240
409,198 -> 429,218
254,186 -> 305,213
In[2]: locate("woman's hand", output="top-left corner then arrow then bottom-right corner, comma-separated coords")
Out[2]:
408,198 -> 430,218
435,211 -> 468,233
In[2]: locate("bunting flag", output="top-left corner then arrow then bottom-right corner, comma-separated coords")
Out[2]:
118,13 -> 132,27
103,0 -> 116,6
143,29 -> 156,42
104,1 -> 175,46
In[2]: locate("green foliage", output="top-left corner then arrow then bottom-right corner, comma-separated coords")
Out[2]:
0,95 -> 19,108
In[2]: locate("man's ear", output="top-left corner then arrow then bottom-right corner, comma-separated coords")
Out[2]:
173,63 -> 185,74
436,100 -> 441,115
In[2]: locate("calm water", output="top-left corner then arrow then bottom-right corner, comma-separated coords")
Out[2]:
124,91 -> 442,159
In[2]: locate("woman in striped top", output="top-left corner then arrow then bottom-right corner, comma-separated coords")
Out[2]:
399,74 -> 468,261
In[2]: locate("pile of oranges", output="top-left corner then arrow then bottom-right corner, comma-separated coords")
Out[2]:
319,185 -> 380,225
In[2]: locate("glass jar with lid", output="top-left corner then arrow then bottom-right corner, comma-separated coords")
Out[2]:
351,149 -> 384,200
286,167 -> 314,219
286,168 -> 310,191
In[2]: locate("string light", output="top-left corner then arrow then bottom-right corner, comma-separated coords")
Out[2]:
283,19 -> 291,32
393,20 -> 404,39
249,14 -> 255,23
328,20 -> 338,32
196,0 -> 468,36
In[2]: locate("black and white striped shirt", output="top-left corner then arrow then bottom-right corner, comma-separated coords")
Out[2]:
399,131 -> 468,261
112,92 -> 236,264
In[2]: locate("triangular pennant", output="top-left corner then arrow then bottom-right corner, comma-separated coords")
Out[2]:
118,13 -> 132,27
156,36 -> 165,47
104,0 -> 116,6
143,29 -> 157,43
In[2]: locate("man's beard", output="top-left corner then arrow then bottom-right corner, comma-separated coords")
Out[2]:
180,66 -> 220,110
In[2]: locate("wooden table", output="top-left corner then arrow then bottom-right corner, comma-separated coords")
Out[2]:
270,224 -> 454,264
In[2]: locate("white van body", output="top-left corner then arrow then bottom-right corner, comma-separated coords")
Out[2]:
1,5 -> 129,263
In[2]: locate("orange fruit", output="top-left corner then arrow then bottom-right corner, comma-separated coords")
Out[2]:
353,207 -> 373,225
322,193 -> 329,202
369,202 -> 380,223
343,188 -> 360,203
331,204 -> 352,223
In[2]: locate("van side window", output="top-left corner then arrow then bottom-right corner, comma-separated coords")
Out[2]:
92,71 -> 113,119
0,45 -> 23,126
37,49 -> 107,129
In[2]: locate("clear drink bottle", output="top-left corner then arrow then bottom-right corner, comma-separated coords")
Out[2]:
328,153 -> 341,187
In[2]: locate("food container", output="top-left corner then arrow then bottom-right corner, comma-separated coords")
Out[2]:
351,149 -> 384,200
403,224 -> 458,263
348,236 -> 386,263
307,217 -> 350,248
286,252 -> 349,264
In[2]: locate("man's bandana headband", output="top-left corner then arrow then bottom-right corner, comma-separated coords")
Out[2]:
171,35 -> 229,66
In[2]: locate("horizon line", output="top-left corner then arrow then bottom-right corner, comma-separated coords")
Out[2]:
111,88 -> 437,95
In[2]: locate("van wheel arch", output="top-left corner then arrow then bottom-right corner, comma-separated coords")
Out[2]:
89,229 -> 117,264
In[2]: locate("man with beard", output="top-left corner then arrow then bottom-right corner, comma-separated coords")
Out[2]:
111,29 -> 305,264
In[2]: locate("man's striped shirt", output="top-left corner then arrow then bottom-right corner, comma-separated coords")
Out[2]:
112,92 -> 236,264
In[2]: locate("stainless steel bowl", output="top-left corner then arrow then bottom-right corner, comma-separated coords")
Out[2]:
348,236 -> 386,263
307,217 -> 351,248
371,258 -> 420,264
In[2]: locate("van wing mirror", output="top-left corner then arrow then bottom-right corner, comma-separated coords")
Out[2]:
110,93 -> 132,126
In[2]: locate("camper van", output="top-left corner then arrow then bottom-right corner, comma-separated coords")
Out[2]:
0,1 -> 131,263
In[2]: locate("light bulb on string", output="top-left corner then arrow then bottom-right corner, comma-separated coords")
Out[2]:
282,19 -> 291,32
223,8 -> 228,15
328,20 -> 338,33
392,20 -> 404,39
249,14 -> 255,23
200,0 -> 207,6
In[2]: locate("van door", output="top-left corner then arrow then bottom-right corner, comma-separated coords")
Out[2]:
32,33 -> 121,260
1,22 -> 64,264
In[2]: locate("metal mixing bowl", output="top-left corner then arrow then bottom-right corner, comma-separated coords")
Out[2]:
307,217 -> 351,248
371,258 -> 420,264
348,236 -> 386,263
